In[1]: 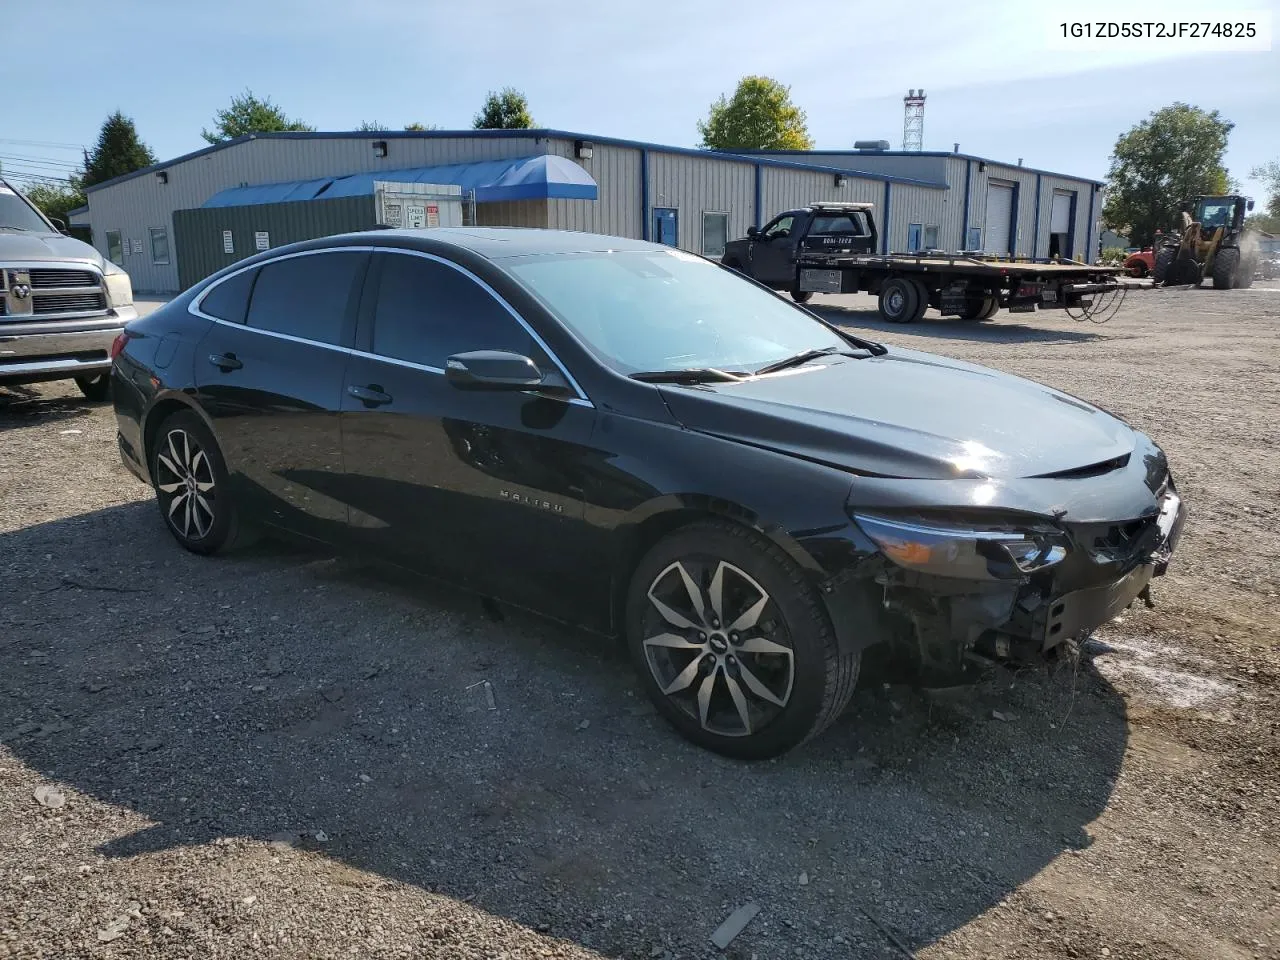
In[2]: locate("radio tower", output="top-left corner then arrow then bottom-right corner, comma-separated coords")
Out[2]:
903,89 -> 926,152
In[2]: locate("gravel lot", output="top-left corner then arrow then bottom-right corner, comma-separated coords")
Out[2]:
2,287 -> 1278,960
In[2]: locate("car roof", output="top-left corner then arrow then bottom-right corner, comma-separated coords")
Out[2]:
341,227 -> 665,259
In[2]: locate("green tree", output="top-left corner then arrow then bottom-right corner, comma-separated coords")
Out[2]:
1101,102 -> 1233,247
473,88 -> 534,130
202,89 -> 313,144
697,76 -> 814,151
23,182 -> 86,227
1251,160 -> 1280,219
356,120 -> 385,131
80,111 -> 157,188
403,122 -> 439,131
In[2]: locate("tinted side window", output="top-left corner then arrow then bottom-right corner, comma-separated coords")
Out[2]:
199,268 -> 257,324
245,251 -> 365,345
372,254 -> 534,368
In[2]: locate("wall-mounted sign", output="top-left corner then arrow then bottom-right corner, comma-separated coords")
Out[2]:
426,204 -> 440,228
222,230 -> 235,254
131,238 -> 143,254
254,231 -> 270,251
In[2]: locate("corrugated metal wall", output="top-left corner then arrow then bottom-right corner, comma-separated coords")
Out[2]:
86,135 -> 547,292
544,141 -> 642,237
884,183 -> 959,254
645,152 -> 755,254
172,196 -> 377,289
1035,175 -> 1092,260
753,152 -> 950,184
760,167 -> 881,220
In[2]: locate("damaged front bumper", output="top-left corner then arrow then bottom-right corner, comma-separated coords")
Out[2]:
835,475 -> 1187,678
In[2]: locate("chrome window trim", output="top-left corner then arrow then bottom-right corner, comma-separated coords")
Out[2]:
372,246 -> 591,406
188,245 -> 378,325
190,243 -> 593,409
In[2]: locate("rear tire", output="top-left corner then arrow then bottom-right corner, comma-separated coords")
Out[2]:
878,277 -> 920,323
1212,248 -> 1239,290
791,289 -> 813,304
148,410 -> 253,555
958,295 -> 998,321
1152,247 -> 1176,285
625,520 -> 859,760
75,373 -> 111,401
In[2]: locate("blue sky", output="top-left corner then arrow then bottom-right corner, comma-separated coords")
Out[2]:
5,0 -> 1277,199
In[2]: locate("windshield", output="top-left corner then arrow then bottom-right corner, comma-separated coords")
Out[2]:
503,249 -> 847,375
1196,201 -> 1234,228
0,184 -> 54,232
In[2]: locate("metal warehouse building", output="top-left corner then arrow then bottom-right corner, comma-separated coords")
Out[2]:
75,129 -> 1102,294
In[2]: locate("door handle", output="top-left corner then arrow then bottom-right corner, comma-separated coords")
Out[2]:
348,383 -> 392,407
208,352 -> 242,371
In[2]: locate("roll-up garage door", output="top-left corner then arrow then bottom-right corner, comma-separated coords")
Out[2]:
984,182 -> 1014,255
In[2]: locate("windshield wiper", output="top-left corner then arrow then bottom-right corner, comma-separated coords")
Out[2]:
754,346 -> 859,376
630,367 -> 748,384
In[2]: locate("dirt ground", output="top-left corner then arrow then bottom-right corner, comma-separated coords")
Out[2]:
2,285 -> 1278,960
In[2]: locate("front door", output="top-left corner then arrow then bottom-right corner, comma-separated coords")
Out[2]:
193,249 -> 368,542
653,207 -> 678,247
749,214 -> 797,286
338,250 -> 599,620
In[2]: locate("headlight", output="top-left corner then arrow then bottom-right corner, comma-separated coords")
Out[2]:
854,513 -> 1068,581
102,261 -> 133,308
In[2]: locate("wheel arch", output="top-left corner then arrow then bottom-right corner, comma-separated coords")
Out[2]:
140,392 -> 218,482
607,494 -> 875,656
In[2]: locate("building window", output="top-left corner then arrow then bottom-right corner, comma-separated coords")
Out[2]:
150,227 -> 170,265
907,224 -> 922,251
702,212 -> 729,258
967,227 -> 982,251
106,231 -> 123,265
923,224 -> 939,249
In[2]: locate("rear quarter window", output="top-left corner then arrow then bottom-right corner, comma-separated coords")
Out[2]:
198,268 -> 257,324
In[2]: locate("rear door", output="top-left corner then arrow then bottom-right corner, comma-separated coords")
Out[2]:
194,248 -> 369,542
338,249 -> 600,620
749,214 -> 798,286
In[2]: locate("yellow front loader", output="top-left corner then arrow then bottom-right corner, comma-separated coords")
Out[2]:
1152,195 -> 1258,289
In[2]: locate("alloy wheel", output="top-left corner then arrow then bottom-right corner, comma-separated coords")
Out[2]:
155,428 -> 217,540
641,558 -> 795,737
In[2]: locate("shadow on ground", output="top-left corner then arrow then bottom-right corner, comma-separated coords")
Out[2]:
1,503 -> 1129,957
0,386 -> 107,431
811,302 -> 1115,345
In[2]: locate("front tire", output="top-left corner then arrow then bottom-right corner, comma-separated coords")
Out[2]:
878,277 -> 920,323
1212,248 -> 1239,290
1153,247 -> 1176,285
625,520 -> 859,760
75,373 -> 111,401
791,289 -> 813,304
148,410 -> 250,555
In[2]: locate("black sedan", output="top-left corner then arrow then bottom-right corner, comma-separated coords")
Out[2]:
112,228 -> 1186,759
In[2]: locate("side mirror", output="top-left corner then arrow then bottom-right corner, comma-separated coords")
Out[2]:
1247,199 -> 1255,211
49,217 -> 68,234
445,350 -> 569,394
746,226 -> 761,239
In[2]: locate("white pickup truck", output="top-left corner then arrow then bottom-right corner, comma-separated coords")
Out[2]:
0,178 -> 137,399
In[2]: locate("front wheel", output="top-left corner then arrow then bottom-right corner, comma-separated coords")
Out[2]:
149,410 -> 252,555
791,289 -> 813,304
626,520 -> 859,760
75,372 -> 111,401
1212,248 -> 1239,290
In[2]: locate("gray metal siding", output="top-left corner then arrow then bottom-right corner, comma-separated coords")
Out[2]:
645,152 -> 755,254
759,167 -> 881,222
751,152 -> 949,184
544,141 -> 642,237
86,135 -> 547,292
172,195 -> 377,289
964,161 -> 1038,256
886,183 -> 957,254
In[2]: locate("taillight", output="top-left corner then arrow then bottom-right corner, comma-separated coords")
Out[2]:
110,331 -> 131,360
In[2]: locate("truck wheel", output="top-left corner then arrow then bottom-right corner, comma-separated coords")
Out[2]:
1152,248 -> 1176,285
906,279 -> 930,322
1212,248 -> 1239,290
791,289 -> 813,304
75,373 -> 112,401
959,295 -> 998,321
878,278 -> 919,323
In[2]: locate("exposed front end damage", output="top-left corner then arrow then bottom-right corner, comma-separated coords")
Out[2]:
821,444 -> 1187,681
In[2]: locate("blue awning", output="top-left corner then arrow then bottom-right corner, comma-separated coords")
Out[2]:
202,155 -> 597,208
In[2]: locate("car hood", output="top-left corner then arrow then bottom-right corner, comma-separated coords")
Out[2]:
657,348 -> 1137,480
0,230 -> 105,267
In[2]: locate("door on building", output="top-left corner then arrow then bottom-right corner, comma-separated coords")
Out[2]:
653,208 -> 678,247
907,223 -> 922,252
984,181 -> 1015,256
193,249 -> 368,541
337,250 -> 601,622
1048,190 -> 1075,259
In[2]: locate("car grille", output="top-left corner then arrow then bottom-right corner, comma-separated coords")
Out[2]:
34,292 -> 107,314
28,268 -> 98,288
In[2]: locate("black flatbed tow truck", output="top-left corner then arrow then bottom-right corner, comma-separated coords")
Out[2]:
721,201 -> 1124,323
